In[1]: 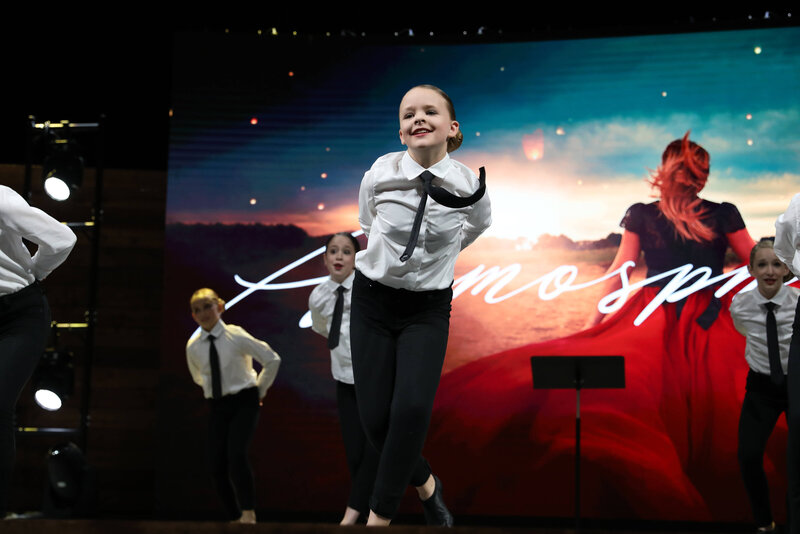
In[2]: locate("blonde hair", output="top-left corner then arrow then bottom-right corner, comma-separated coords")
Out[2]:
749,238 -> 775,267
190,288 -> 226,311
749,238 -> 793,282
649,131 -> 714,242
407,84 -> 463,153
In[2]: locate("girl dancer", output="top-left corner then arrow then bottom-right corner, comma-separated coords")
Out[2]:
731,239 -> 797,532
351,84 -> 491,526
0,185 -> 76,518
774,193 -> 800,534
309,232 -> 379,525
186,288 -> 281,524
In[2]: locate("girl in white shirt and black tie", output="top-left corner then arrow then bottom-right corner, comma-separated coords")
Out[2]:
730,239 -> 799,532
351,85 -> 492,526
0,186 -> 76,519
186,288 -> 281,524
309,232 -> 379,525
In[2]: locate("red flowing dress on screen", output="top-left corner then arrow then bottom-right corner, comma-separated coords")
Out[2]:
426,200 -> 765,521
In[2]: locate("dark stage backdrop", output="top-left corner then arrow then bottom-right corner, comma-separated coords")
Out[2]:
160,28 -> 800,521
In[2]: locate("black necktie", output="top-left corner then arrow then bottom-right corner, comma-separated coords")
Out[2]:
765,302 -> 784,385
399,167 -> 487,262
328,285 -> 345,350
208,334 -> 223,399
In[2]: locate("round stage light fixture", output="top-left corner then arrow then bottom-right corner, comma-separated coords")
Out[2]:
44,176 -> 71,201
43,441 -> 96,518
32,349 -> 75,412
35,389 -> 63,411
42,142 -> 84,201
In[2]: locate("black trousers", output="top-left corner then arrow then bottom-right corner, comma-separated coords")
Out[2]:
208,386 -> 259,519
336,380 -> 379,515
788,297 -> 800,534
0,282 -> 50,516
738,370 -> 788,527
350,270 -> 452,519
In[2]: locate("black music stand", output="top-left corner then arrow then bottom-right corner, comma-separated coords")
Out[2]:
530,356 -> 625,530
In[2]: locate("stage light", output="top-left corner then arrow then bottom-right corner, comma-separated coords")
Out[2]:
43,442 -> 95,518
32,349 -> 75,412
35,390 -> 63,411
42,140 -> 84,201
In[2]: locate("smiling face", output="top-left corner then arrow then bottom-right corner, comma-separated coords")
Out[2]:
748,246 -> 789,300
323,234 -> 356,284
398,86 -> 459,167
191,296 -> 224,331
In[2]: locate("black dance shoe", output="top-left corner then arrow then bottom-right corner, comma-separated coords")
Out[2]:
421,475 -> 454,527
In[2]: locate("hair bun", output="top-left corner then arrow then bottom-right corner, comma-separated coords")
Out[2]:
447,130 -> 463,153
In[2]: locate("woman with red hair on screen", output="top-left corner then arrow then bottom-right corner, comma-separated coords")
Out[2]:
427,132 -> 758,521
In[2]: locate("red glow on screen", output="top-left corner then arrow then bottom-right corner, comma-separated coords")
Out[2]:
522,129 -> 544,161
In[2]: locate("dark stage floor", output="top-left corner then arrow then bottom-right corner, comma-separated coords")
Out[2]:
0,519 -> 757,534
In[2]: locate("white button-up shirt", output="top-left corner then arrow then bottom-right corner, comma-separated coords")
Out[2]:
308,272 -> 355,384
186,319 -> 281,400
0,185 -> 76,295
356,151 -> 491,291
730,284 -> 800,375
775,192 -> 800,276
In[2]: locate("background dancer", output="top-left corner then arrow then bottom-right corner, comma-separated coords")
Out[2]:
309,231 -> 379,525
731,239 -> 798,533
186,288 -> 281,524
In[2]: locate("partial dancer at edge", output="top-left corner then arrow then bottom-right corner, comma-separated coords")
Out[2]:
774,193 -> 800,534
0,185 -> 76,519
351,84 -> 491,526
309,231 -> 379,525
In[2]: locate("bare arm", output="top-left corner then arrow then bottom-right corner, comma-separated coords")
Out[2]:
584,230 -> 641,328
726,227 -> 756,265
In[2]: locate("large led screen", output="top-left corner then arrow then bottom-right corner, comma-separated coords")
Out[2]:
161,27 -> 800,522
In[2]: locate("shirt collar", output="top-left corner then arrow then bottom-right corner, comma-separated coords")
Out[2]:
324,271 -> 355,291
340,271 -> 355,290
202,319 -> 226,340
401,151 -> 452,181
753,283 -> 790,307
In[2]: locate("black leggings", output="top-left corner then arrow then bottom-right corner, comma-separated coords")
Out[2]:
208,386 -> 259,519
738,370 -> 788,527
350,270 -> 452,519
0,282 -> 50,516
336,380 -> 379,515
